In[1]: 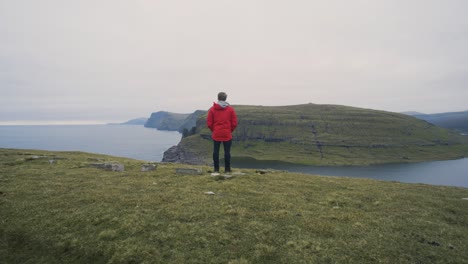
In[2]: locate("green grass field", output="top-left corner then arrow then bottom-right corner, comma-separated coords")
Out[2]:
1,148 -> 468,263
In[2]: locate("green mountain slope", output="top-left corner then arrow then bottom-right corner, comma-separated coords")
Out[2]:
163,104 -> 468,165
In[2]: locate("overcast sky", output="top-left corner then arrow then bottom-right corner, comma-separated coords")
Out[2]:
1,0 -> 467,124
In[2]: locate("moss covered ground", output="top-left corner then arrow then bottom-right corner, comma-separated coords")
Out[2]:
1,148 -> 468,263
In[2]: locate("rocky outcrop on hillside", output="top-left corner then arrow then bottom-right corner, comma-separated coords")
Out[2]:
162,145 -> 205,165
178,110 -> 207,133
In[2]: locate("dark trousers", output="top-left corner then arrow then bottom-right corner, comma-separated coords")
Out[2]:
213,140 -> 232,172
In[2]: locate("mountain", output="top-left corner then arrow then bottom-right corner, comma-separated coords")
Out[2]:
400,111 -> 425,116
107,117 -> 148,125
404,111 -> 468,134
178,110 -> 207,133
144,110 -> 207,132
163,104 -> 468,166
144,111 -> 190,131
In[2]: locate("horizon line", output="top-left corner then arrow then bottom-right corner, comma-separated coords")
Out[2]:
0,120 -> 115,126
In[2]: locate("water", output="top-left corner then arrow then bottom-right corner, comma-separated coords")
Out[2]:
0,125 -> 181,162
234,158 -> 468,188
1,125 -> 467,188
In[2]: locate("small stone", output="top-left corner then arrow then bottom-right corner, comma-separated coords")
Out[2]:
212,174 -> 235,180
26,155 -> 47,161
89,162 -> 124,172
141,164 -> 157,172
427,241 -> 440,247
462,198 -> 468,200
48,159 -> 57,164
204,191 -> 215,195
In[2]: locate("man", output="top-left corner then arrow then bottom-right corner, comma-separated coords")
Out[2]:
207,92 -> 238,173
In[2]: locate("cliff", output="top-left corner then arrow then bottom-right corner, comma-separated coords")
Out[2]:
163,103 -> 468,166
144,110 -> 206,132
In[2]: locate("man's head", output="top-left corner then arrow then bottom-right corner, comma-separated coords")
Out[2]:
218,92 -> 227,101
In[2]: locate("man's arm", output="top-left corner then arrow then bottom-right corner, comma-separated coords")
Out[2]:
231,108 -> 238,132
207,108 -> 214,131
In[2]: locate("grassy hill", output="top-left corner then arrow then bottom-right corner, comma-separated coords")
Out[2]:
166,104 -> 468,166
1,149 -> 467,263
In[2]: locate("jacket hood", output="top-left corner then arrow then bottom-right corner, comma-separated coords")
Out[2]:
213,101 -> 230,110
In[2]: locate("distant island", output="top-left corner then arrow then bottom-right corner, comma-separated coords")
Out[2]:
157,104 -> 468,166
403,110 -> 468,134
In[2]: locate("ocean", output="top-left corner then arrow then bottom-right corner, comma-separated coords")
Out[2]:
0,125 -> 181,162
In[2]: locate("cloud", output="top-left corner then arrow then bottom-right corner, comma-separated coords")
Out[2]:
1,0 -> 468,123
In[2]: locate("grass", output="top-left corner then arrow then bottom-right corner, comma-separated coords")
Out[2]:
1,148 -> 468,263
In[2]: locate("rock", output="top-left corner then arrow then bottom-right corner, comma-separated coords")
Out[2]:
427,241 -> 440,247
89,163 -> 125,172
162,145 -> 205,165
256,169 -> 271,174
48,159 -> 57,164
204,191 -> 215,195
462,198 -> 468,200
25,155 -> 47,161
176,168 -> 203,175
212,174 -> 235,180
141,164 -> 157,172
255,169 -> 284,174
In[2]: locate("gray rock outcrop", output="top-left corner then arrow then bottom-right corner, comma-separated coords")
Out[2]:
162,145 -> 205,165
89,162 -> 125,172
141,164 -> 157,172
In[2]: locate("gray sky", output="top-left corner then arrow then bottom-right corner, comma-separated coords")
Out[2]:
1,0 -> 467,124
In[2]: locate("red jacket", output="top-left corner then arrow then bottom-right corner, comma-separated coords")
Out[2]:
207,102 -> 238,141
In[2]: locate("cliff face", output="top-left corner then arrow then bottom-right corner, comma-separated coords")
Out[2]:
163,104 -> 468,166
178,110 -> 207,133
144,110 -> 206,132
